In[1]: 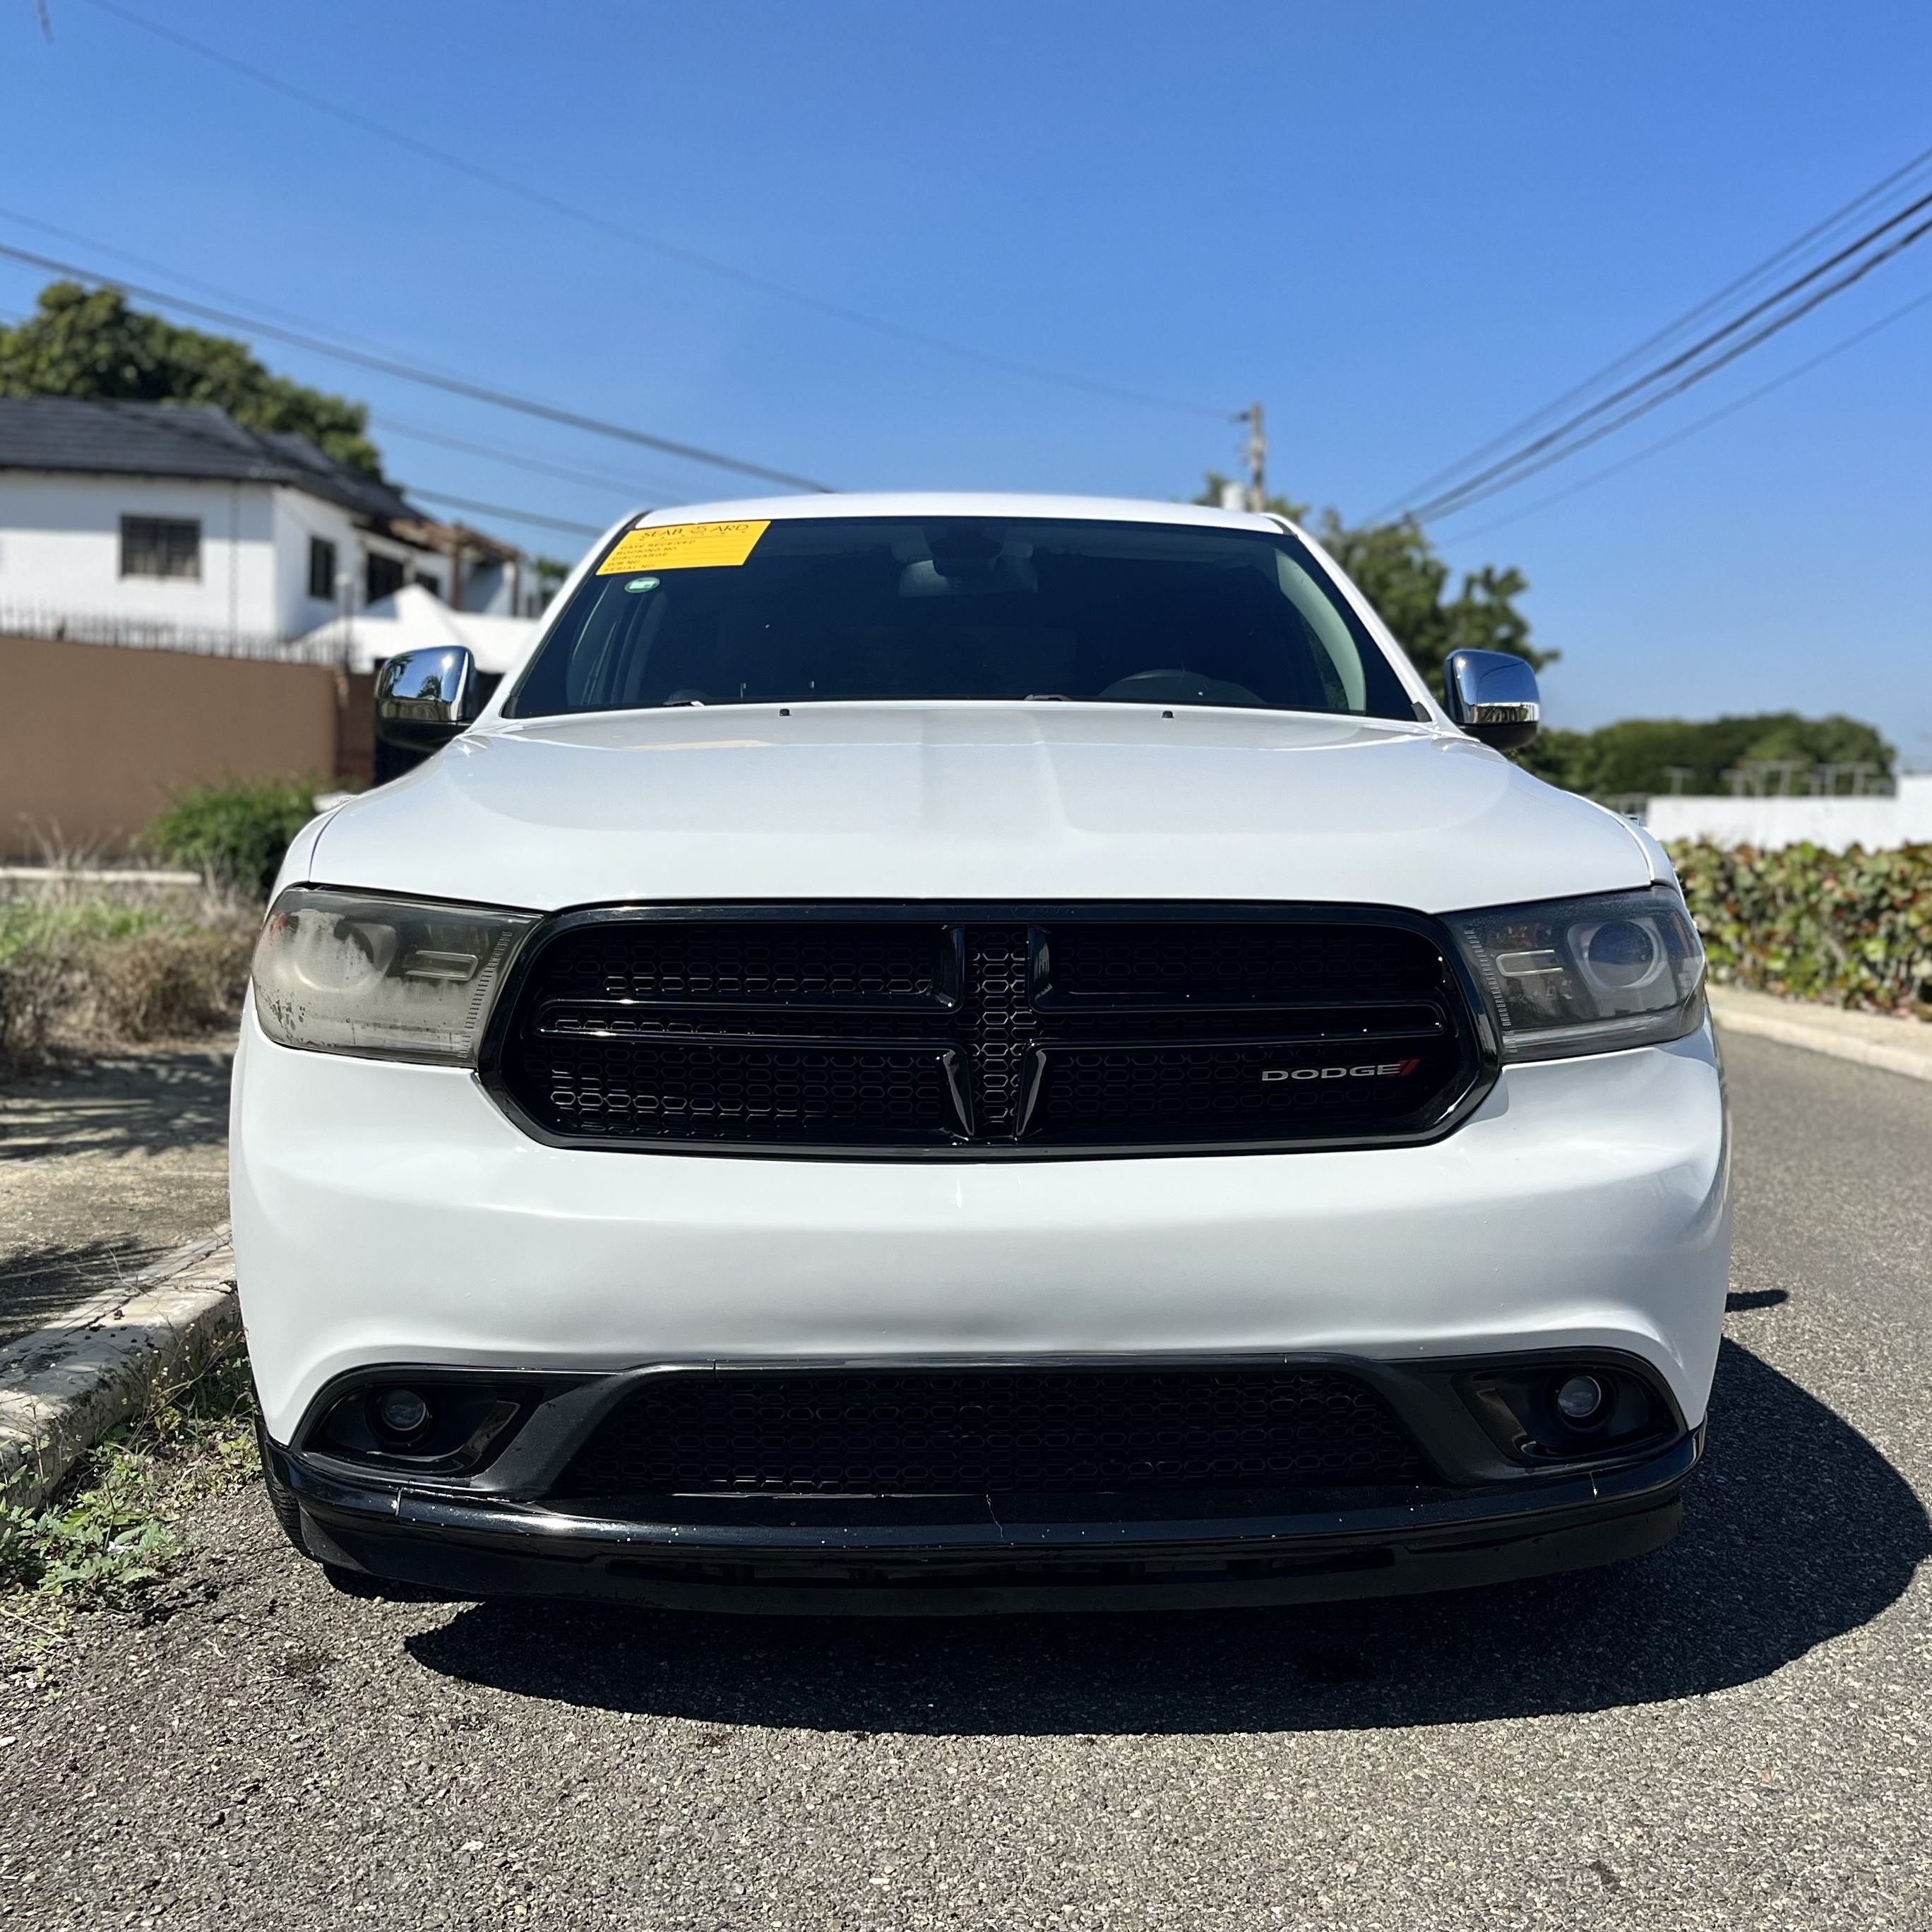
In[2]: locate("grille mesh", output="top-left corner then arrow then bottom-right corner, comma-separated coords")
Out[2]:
557,1367 -> 1427,1497
495,910 -> 1472,1153
966,926 -> 1037,1135
537,1039 -> 957,1143
1045,922 -> 1439,1003
538,922 -> 943,1005
1034,1041 -> 1457,1140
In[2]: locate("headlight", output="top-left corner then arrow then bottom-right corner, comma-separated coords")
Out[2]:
251,888 -> 537,1063
1448,887 -> 1706,1061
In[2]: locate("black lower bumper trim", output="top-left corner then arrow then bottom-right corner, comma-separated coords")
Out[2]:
279,1432 -> 1698,1616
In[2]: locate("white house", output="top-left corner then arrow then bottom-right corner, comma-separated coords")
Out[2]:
0,397 -> 538,653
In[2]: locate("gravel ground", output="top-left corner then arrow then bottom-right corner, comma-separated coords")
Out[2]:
1,1027 -> 1928,1929
0,1045 -> 234,1344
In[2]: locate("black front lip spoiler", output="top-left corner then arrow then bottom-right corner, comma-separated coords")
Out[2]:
278,1431 -> 1700,1616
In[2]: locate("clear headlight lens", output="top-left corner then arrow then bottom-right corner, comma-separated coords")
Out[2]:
251,888 -> 537,1063
1449,887 -> 1706,1061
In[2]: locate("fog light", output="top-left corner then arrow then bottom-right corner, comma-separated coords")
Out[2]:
374,1387 -> 431,1438
1554,1373 -> 1606,1425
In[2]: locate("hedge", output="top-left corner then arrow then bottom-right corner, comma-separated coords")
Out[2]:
145,774 -> 321,899
1669,840 -> 1932,1017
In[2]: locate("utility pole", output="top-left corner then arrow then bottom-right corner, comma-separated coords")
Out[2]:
1237,401 -> 1266,512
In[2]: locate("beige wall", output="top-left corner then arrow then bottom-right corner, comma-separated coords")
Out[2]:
0,633 -> 342,857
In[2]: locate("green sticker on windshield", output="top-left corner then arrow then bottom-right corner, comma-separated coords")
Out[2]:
624,576 -> 660,594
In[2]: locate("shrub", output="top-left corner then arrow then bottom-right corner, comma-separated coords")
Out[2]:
145,773 -> 321,898
0,898 -> 255,1077
1670,840 -> 1932,1016
71,925 -> 253,1039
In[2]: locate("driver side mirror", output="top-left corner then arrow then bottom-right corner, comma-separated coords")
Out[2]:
374,647 -> 479,753
1442,649 -> 1539,751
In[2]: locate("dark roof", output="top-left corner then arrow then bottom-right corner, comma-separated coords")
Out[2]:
0,397 -> 417,522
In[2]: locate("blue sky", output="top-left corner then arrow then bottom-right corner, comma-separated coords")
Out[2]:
4,1 -> 1930,759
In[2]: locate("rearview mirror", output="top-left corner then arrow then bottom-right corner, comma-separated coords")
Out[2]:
374,647 -> 479,753
1442,649 -> 1539,751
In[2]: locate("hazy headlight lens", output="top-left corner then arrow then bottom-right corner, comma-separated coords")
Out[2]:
1451,887 -> 1705,1061
252,888 -> 537,1063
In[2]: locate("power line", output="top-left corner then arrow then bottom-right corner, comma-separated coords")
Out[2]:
78,0 -> 1226,422
371,414 -> 688,506
1402,200 -> 1932,523
0,237 -> 835,491
1441,282 -> 1932,544
1378,138 -> 1932,518
1385,179 -> 1932,524
0,201 -> 418,347
1402,187 -> 1932,520
400,489 -> 607,537
0,205 -> 696,501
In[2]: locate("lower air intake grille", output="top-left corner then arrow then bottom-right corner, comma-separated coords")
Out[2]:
556,1366 -> 1427,1498
489,905 -> 1482,1156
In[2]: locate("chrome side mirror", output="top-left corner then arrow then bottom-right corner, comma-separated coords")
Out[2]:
374,647 -> 479,753
1442,648 -> 1539,751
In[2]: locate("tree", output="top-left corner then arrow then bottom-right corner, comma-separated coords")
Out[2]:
1194,475 -> 1552,696
0,280 -> 383,476
1190,478 -> 1892,797
1517,712 -> 1895,797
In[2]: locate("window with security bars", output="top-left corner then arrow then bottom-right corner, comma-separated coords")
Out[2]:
365,551 -> 406,605
307,535 -> 338,601
119,516 -> 201,580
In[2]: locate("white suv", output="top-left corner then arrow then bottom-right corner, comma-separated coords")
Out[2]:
235,494 -> 1728,1613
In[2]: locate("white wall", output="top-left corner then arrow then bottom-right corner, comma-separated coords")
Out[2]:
0,472 -> 279,640
0,472 -> 451,645
268,486 -> 365,639
1646,775 -> 1932,850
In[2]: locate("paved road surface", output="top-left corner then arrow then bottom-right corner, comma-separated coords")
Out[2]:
0,1046 -> 232,1344
2,1028 -> 1928,1929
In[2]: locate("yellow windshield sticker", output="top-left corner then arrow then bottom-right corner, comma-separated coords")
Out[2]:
597,519 -> 770,574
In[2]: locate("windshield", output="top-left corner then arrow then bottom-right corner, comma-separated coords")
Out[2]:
504,515 -> 1415,720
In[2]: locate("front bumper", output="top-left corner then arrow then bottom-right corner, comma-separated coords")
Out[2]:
270,1421 -> 1700,1615
232,1010 -> 1731,1442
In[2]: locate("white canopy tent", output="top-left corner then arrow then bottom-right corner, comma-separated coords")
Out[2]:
299,583 -> 542,676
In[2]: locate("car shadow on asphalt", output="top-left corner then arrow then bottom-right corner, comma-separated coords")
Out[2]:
402,1338 -> 1931,1733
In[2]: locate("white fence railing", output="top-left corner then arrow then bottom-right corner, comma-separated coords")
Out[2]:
1642,775 -> 1932,851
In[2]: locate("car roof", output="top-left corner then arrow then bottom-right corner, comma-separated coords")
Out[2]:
626,491 -> 1289,535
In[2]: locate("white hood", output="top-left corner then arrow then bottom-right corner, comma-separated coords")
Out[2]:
301,703 -> 1653,914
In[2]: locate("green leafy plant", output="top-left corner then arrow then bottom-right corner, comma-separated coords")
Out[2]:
1671,840 -> 1932,1016
0,280 -> 383,475
1524,713 -> 1895,798
145,773 -> 320,898
1193,475 -> 1553,699
0,1338 -> 258,1616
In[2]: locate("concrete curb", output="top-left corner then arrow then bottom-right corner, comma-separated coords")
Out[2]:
0,1227 -> 239,1513
1707,986 -> 1932,1086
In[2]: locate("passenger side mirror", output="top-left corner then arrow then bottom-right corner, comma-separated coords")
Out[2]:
1441,649 -> 1539,751
374,646 -> 479,753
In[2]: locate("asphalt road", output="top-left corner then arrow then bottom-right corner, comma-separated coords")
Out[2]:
3,1027 -> 1929,1930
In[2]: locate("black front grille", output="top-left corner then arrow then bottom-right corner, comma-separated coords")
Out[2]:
556,1366 -> 1427,1498
489,905 -> 1484,1155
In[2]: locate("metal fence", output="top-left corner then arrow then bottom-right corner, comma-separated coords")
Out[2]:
0,604 -> 342,665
